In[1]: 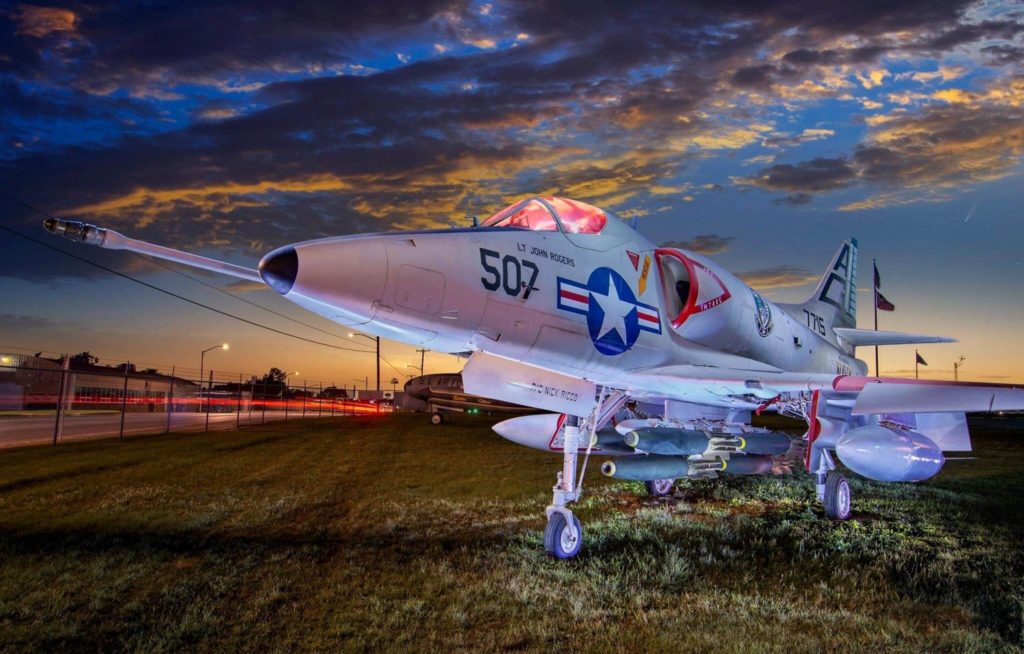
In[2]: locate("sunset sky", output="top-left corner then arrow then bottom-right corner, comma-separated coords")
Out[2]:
1,0 -> 1022,386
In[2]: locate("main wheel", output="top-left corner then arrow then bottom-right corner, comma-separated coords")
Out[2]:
824,471 -> 852,520
543,512 -> 583,559
645,479 -> 675,497
430,413 -> 443,425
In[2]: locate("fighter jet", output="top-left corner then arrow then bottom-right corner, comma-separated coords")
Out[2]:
44,196 -> 1024,558
403,373 -> 533,424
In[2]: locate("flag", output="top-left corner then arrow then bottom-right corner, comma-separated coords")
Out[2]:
916,352 -> 928,366
873,261 -> 894,309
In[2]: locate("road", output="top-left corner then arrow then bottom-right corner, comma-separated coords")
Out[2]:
0,406 -> 383,449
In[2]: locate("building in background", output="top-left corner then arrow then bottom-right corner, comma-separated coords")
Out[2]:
0,354 -> 200,411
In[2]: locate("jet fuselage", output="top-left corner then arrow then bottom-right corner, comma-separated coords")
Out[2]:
259,201 -> 865,398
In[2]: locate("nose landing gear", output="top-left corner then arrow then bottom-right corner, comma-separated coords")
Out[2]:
544,416 -> 584,558
541,388 -> 626,559
544,510 -> 582,559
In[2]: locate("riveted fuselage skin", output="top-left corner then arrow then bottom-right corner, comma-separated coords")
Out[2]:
264,216 -> 865,397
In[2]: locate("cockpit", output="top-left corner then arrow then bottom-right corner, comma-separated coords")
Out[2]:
479,197 -> 608,234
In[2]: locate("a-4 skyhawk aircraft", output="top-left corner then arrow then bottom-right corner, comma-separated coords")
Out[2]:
44,196 -> 1024,558
404,373 -> 533,424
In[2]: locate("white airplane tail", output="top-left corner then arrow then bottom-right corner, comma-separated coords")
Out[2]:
783,239 -> 956,351
808,237 -> 858,329
778,238 -> 858,348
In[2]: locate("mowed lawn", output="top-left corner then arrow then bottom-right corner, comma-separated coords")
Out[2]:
1,414 -> 1023,652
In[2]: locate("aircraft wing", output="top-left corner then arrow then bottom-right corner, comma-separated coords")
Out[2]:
833,376 -> 1024,415
833,328 -> 956,347
623,365 -> 836,400
618,365 -> 843,410
619,365 -> 1024,415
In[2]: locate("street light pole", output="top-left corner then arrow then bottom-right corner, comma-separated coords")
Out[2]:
199,343 -> 228,413
282,371 -> 299,419
349,333 -> 380,393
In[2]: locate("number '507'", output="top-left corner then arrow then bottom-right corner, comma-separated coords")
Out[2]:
479,248 -> 539,298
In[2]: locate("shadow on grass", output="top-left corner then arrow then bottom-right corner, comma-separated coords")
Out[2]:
0,460 -> 144,494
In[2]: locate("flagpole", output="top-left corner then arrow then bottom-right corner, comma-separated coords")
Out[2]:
873,258 -> 879,376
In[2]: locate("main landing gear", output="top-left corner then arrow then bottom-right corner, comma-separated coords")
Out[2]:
645,479 -> 675,497
815,448 -> 852,521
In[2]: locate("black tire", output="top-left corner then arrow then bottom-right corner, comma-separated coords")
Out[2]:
645,479 -> 675,497
430,413 -> 443,425
824,471 -> 852,520
543,512 -> 583,559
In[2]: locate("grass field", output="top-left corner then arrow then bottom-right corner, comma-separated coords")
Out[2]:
1,413 -> 1022,652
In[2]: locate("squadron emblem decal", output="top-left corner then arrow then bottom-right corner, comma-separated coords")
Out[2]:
557,267 -> 661,355
752,291 -> 773,337
638,254 -> 651,296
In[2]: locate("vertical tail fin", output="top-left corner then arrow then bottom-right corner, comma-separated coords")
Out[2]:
778,239 -> 858,349
808,238 -> 858,329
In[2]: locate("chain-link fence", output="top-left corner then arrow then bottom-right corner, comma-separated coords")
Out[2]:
0,354 -> 392,449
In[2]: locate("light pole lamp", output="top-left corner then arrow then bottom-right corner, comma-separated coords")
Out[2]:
199,343 -> 228,411
282,371 -> 300,398
349,332 -> 380,393
953,356 -> 966,382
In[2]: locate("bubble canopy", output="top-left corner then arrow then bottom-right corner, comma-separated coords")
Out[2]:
479,197 -> 608,234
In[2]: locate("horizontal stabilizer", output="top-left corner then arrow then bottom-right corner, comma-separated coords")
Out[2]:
834,328 -> 956,347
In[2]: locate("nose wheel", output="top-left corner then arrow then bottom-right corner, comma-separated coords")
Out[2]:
544,511 -> 582,559
541,390 -> 625,560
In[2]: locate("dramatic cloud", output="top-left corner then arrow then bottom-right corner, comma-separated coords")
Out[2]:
734,158 -> 857,200
737,266 -> 819,289
0,0 -> 1021,279
660,234 -> 735,255
13,5 -> 77,38
737,75 -> 1024,208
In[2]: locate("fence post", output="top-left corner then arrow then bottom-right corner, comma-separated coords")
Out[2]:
205,369 -> 213,432
248,379 -> 254,423
52,354 -> 70,445
302,381 -> 307,418
261,382 -> 266,424
284,380 -> 289,421
118,361 -> 130,441
166,365 -> 175,434
236,373 -> 242,429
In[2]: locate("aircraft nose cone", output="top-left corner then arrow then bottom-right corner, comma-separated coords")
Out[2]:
259,246 -> 298,295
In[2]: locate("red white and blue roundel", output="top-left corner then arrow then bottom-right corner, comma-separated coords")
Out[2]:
557,267 -> 661,355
